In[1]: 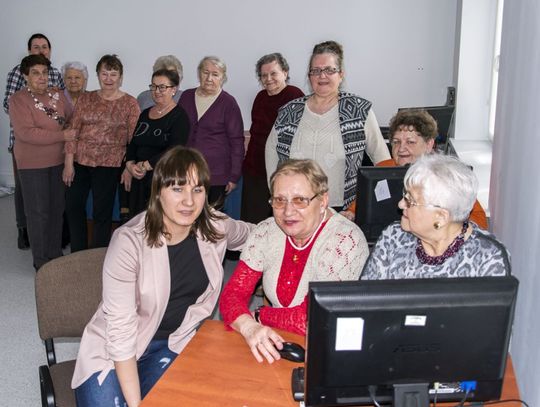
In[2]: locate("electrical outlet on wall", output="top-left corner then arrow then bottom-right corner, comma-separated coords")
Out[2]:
446,87 -> 456,106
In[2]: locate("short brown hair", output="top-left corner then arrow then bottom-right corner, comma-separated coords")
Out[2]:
96,54 -> 123,76
20,54 -> 51,75
27,33 -> 51,51
269,159 -> 329,197
389,109 -> 438,142
144,146 -> 224,247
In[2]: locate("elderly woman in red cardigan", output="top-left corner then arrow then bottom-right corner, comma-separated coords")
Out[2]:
241,53 -> 304,224
220,159 -> 369,363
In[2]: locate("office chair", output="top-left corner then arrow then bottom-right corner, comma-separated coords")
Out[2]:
35,248 -> 106,407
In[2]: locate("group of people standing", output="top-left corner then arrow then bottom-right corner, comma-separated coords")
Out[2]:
4,34 -> 245,270
4,33 -> 390,271
3,32 -> 511,406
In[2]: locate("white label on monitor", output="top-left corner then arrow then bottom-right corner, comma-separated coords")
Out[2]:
374,179 -> 391,202
335,317 -> 364,351
404,315 -> 427,326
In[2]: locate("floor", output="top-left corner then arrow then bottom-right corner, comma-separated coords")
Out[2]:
0,193 -> 248,406
0,194 -> 49,406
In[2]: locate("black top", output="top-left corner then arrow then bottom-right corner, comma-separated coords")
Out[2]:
125,105 -> 190,167
153,234 -> 209,340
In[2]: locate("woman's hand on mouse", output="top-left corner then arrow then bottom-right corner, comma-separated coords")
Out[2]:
234,314 -> 284,363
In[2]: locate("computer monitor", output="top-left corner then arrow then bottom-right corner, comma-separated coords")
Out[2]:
301,276 -> 518,407
354,166 -> 408,244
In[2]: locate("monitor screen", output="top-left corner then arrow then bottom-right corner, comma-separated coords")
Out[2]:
302,277 -> 518,407
354,166 -> 408,244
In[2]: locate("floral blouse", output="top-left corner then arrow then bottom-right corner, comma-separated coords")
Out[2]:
66,91 -> 140,167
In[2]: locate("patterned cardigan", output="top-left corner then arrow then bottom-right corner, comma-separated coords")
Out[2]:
241,210 -> 369,308
273,92 -> 372,208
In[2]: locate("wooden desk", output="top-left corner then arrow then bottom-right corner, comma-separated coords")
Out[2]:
142,320 -> 520,407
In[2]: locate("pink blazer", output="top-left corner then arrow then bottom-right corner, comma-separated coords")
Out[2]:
72,211 -> 252,388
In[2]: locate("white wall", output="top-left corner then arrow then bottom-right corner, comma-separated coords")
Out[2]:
0,0 -> 458,186
490,1 -> 540,405
454,0 -> 498,140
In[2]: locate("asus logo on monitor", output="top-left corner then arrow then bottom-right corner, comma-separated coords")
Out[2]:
392,344 -> 441,353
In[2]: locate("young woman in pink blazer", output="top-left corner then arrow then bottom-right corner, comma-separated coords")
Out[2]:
72,146 -> 252,406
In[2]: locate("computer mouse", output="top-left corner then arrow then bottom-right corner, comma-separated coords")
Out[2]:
278,342 -> 305,363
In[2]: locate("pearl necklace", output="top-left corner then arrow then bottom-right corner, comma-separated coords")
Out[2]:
155,102 -> 175,115
27,88 -> 65,126
287,210 -> 327,251
416,222 -> 469,265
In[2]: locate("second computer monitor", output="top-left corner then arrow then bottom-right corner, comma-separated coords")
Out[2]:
354,166 -> 408,244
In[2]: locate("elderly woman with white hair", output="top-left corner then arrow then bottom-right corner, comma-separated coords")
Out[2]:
137,55 -> 183,110
61,61 -> 88,114
179,56 -> 244,206
361,154 -> 510,280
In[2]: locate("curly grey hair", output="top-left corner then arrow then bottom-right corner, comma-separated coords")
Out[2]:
255,53 -> 290,83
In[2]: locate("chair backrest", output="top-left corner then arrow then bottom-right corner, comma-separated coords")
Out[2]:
35,248 -> 106,340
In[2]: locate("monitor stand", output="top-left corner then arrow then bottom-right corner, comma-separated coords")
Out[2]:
291,367 -> 305,401
393,383 -> 429,407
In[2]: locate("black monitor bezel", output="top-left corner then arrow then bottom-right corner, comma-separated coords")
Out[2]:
304,277 -> 518,407
354,166 -> 408,244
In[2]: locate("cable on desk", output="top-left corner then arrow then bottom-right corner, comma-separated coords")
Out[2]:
454,388 -> 472,407
432,381 -> 440,407
368,385 -> 382,407
462,399 -> 530,407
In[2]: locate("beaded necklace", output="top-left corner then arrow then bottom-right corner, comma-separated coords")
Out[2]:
27,88 -> 65,126
416,221 -> 469,266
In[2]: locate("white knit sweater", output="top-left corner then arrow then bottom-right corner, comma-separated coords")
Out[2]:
240,210 -> 369,307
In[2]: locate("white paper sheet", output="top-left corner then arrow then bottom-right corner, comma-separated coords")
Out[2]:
335,317 -> 364,351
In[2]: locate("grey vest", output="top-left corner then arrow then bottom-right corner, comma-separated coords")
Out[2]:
274,92 -> 372,208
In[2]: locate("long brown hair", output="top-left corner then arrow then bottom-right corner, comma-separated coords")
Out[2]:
144,146 -> 224,247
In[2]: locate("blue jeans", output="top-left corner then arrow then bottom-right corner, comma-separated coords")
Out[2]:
75,339 -> 178,406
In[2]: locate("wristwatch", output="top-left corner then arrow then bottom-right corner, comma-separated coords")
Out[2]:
254,306 -> 263,323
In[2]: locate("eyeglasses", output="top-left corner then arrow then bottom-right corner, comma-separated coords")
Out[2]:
308,67 -> 341,77
268,194 -> 319,210
402,190 -> 444,209
149,84 -> 175,92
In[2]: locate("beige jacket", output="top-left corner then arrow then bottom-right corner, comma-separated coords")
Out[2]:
72,211 -> 251,388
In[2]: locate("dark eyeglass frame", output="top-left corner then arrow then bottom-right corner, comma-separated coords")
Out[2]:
268,194 -> 319,210
149,84 -> 175,92
308,67 -> 341,77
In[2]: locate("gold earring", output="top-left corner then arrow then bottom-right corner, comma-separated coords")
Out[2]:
434,222 -> 441,230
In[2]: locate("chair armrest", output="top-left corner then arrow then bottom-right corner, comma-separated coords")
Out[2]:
44,338 -> 56,366
39,365 -> 56,407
